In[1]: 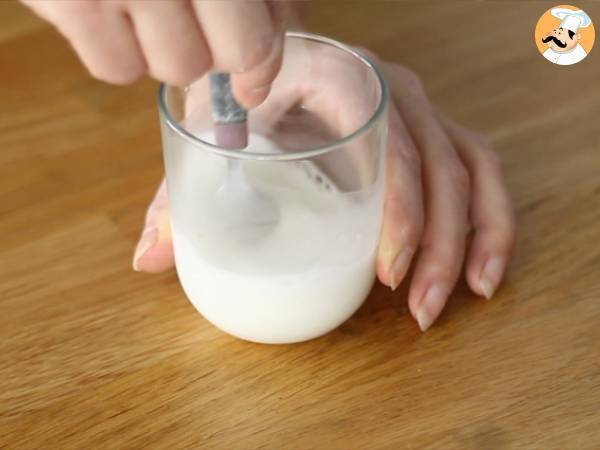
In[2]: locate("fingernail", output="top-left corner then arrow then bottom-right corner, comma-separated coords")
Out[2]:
389,247 -> 415,291
133,227 -> 158,272
479,257 -> 504,300
238,85 -> 270,109
416,284 -> 448,332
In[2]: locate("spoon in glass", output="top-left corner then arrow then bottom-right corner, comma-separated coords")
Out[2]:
208,73 -> 280,242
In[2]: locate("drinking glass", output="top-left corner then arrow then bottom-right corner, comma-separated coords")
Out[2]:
158,32 -> 389,344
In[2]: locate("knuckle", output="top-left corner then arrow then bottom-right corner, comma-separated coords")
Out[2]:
446,159 -> 471,197
468,130 -> 500,156
395,141 -> 422,173
421,248 -> 459,280
464,129 -> 504,170
420,240 -> 465,280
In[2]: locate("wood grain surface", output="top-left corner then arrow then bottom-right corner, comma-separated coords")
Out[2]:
2,1 -> 600,448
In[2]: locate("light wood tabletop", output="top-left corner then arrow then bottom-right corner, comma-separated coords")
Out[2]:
2,1 -> 600,448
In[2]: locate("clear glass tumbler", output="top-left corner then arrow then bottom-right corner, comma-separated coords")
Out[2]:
158,32 -> 388,344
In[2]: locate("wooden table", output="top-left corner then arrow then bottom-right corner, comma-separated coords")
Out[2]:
2,1 -> 599,448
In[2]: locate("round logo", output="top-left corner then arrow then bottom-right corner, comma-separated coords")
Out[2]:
535,4 -> 595,65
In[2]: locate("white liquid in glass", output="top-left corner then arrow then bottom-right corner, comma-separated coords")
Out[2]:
170,134 -> 382,343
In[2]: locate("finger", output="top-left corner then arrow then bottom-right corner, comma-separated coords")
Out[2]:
192,0 -> 280,108
278,46 -> 425,291
438,115 -> 516,300
385,64 -> 470,332
353,50 -> 424,289
231,1 -> 285,107
230,31 -> 283,109
133,179 -> 175,273
128,0 -> 210,86
376,104 -> 424,291
25,0 -> 146,85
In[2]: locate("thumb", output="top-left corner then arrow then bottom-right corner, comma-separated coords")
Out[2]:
132,179 -> 175,273
231,1 -> 292,109
231,30 -> 284,109
232,0 -> 306,109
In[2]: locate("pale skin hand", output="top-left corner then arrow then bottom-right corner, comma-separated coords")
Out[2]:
21,0 -> 288,108
134,53 -> 516,332
23,0 -> 515,331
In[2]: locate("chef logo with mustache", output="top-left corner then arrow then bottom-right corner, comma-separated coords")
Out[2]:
535,5 -> 595,65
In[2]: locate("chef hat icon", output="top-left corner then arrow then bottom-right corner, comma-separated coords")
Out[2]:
551,8 -> 592,33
